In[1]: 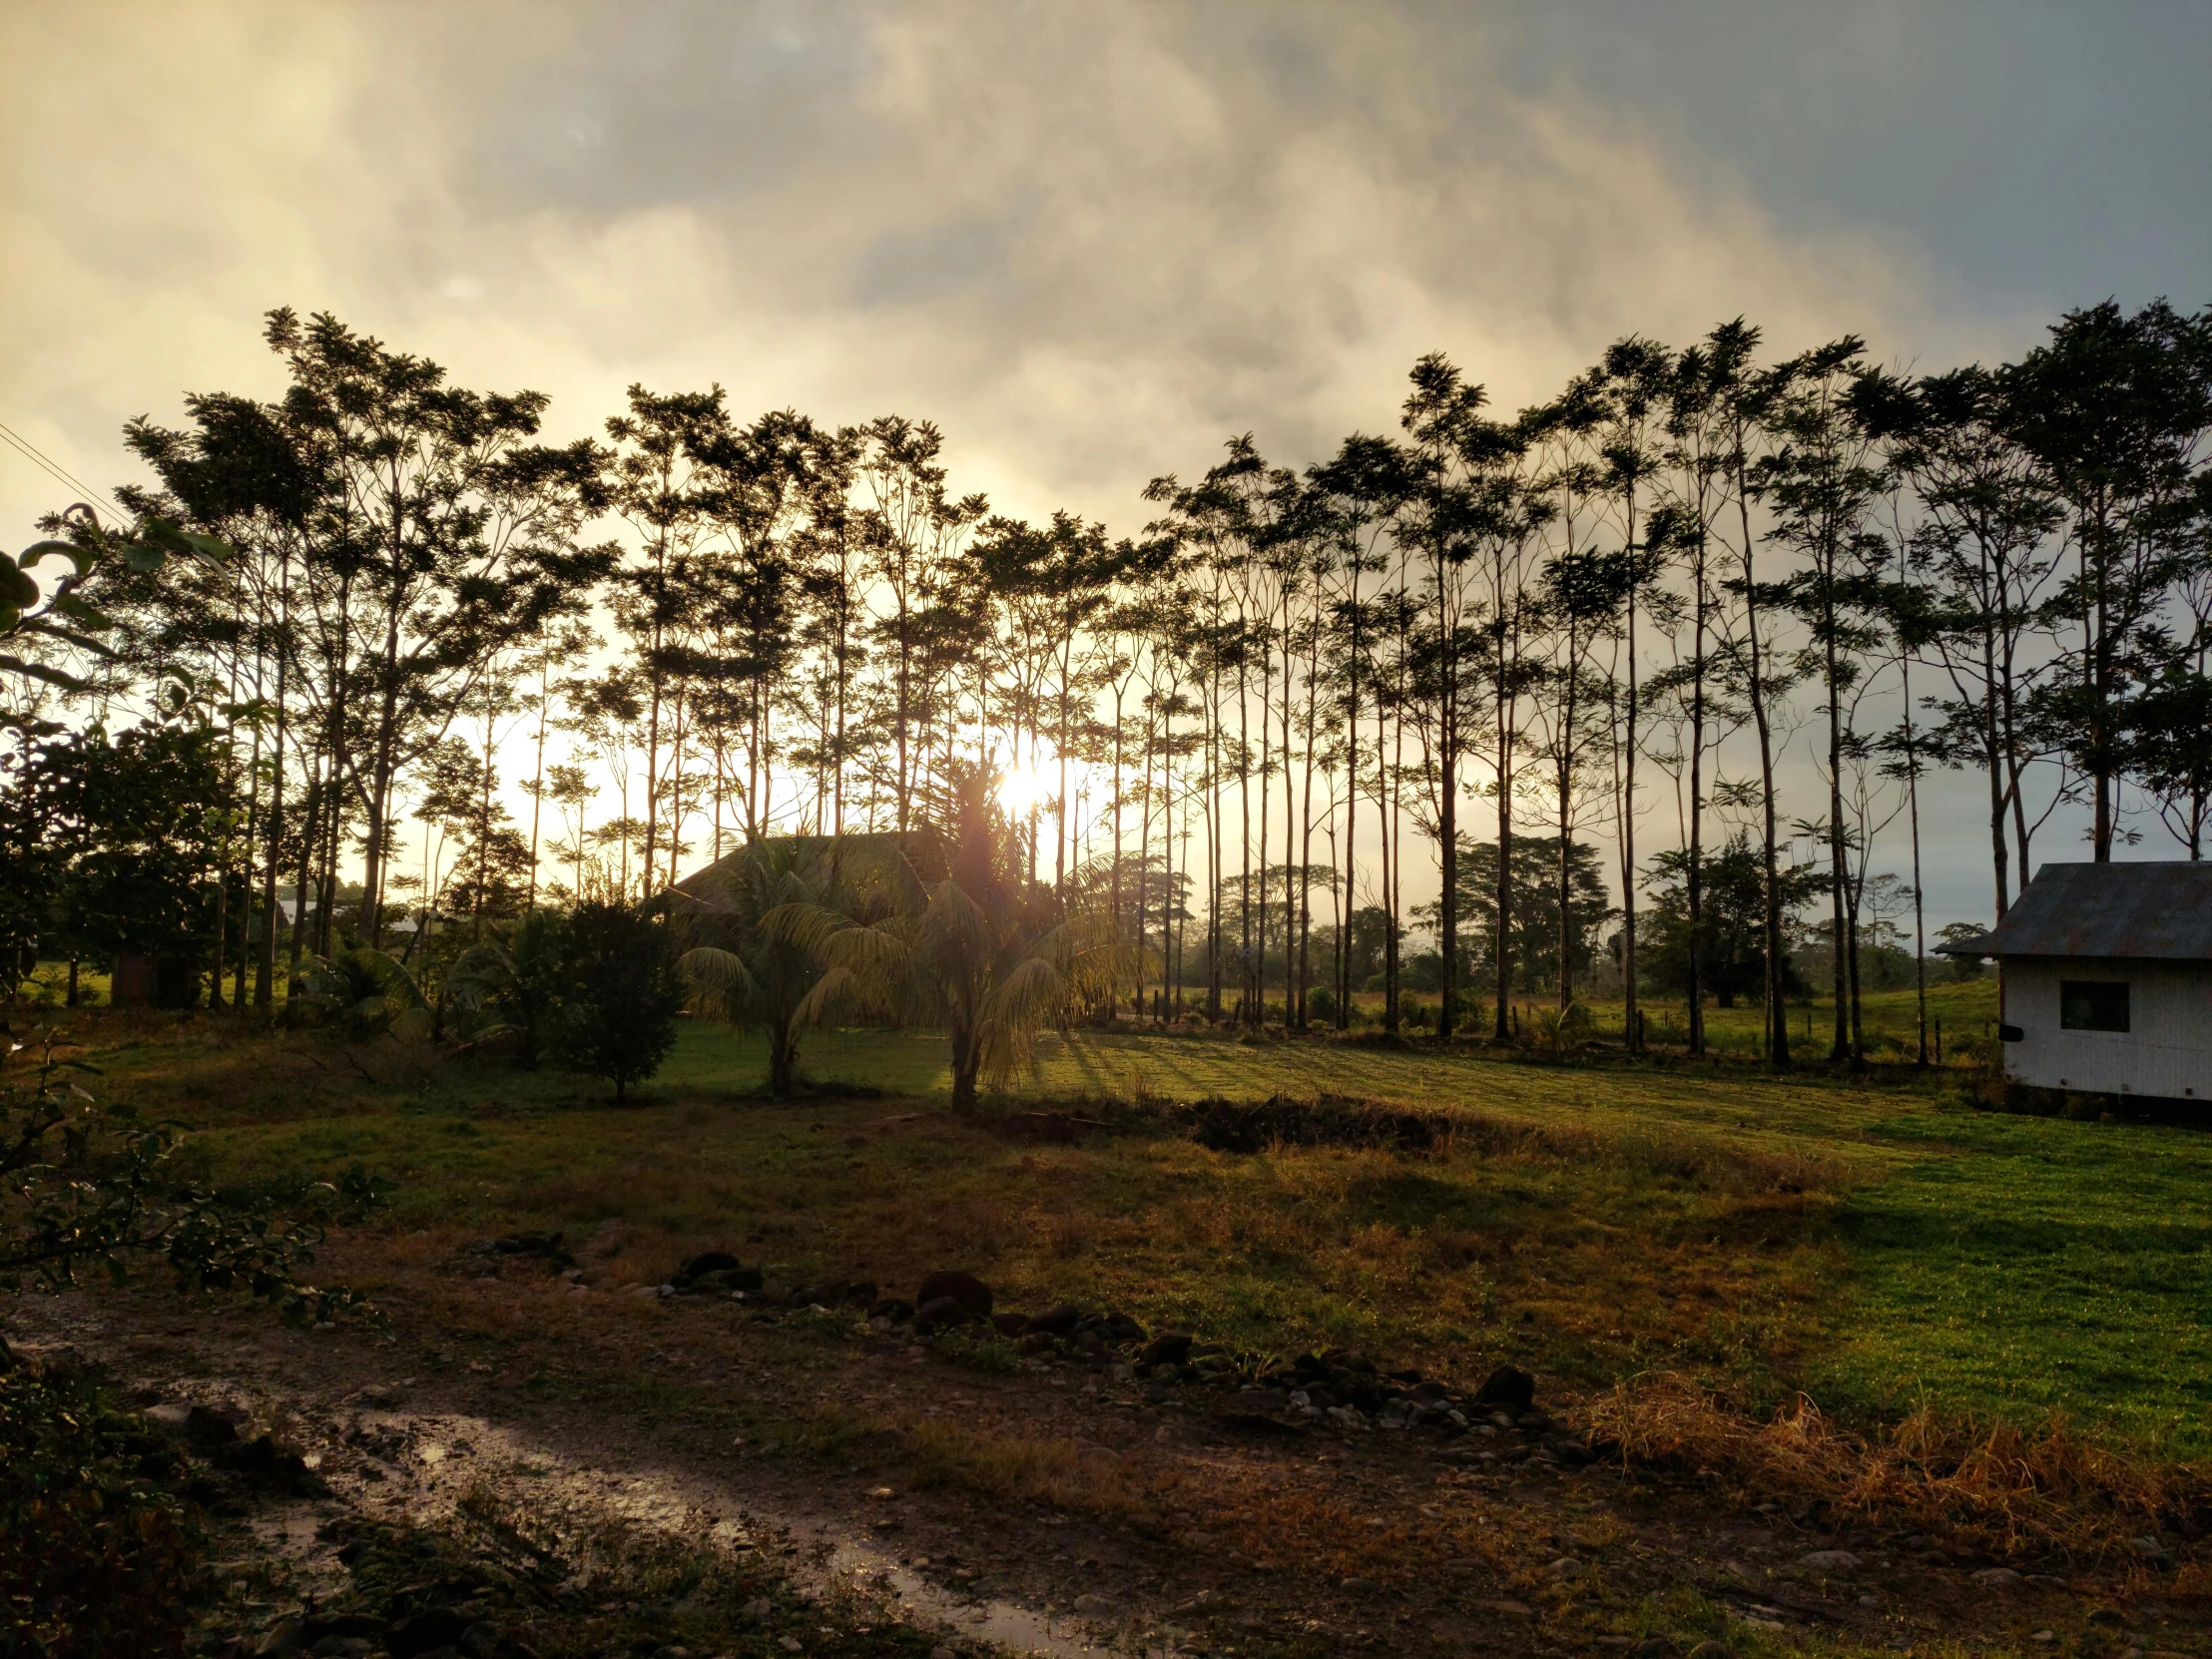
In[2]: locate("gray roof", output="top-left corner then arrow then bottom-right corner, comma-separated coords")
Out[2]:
1937,861 -> 2212,960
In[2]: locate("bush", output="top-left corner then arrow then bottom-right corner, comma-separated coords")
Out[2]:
0,1359 -> 200,1657
1304,986 -> 1337,1023
546,902 -> 682,1104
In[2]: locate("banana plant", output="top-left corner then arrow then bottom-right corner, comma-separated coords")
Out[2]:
288,947 -> 432,1041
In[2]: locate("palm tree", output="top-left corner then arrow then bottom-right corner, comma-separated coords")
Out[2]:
666,836 -> 836,1097
767,768 -> 1125,1110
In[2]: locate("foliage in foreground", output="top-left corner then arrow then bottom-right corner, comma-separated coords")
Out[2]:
0,1359 -> 200,1659
0,1033 -> 374,1337
0,1032 -> 383,1653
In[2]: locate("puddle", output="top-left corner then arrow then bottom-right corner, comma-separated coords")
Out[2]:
257,1392 -> 1144,1657
822,1529 -> 1117,1656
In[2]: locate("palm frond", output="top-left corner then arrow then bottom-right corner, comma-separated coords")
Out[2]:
978,953 -> 1068,1085
678,945 -> 761,1012
789,963 -> 863,1031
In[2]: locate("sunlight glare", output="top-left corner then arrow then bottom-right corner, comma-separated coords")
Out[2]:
997,765 -> 1044,816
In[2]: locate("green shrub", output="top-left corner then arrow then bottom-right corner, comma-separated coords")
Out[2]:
546,902 -> 682,1104
930,1325 -> 1023,1375
0,1360 -> 199,1658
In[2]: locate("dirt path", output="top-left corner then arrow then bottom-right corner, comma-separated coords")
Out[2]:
13,1234 -> 2202,1659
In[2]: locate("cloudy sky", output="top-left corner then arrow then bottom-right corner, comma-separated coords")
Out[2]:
5,1 -> 2208,925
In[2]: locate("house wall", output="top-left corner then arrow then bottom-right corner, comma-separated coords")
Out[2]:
2003,956 -> 2212,1100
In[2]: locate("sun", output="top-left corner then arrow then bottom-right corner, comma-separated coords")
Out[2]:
997,765 -> 1045,817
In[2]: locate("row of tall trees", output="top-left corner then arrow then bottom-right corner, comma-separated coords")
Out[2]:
7,299 -> 2207,1067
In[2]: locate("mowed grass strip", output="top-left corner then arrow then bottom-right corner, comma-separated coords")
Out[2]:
60,1002 -> 2212,1457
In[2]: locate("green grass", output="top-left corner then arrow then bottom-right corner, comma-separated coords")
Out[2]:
47,988 -> 2212,1460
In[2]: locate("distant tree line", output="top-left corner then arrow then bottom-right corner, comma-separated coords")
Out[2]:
4,298 -> 2207,1071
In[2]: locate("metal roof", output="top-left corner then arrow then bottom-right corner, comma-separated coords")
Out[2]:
1936,860 -> 2212,960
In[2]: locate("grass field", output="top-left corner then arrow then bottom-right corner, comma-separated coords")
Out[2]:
50,971 -> 2211,1466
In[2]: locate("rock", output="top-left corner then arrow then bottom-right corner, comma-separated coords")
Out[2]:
743,1598 -> 775,1622
2129,1534 -> 2173,1566
691,1266 -> 764,1293
1800,1549 -> 1862,1574
1216,1409 -> 1304,1437
254,1620 -> 304,1657
991,1311 -> 1030,1337
916,1270 -> 993,1321
1472,1365 -> 1535,1410
302,1614 -> 389,1644
479,1231 -> 572,1266
930,1649 -> 956,1659
843,1279 -> 878,1306
216,1433 -> 327,1494
1321,1347 -> 1378,1375
1630,1641 -> 1674,1658
1970,1567 -> 2022,1588
779,1639 -> 803,1654
1027,1303 -> 1082,1336
185,1401 -> 247,1447
1072,1593 -> 1111,1613
459,1626 -> 500,1659
309,1640 -> 373,1659
911,1296 -> 973,1335
1341,1575 -> 1377,1591
387,1608 -> 471,1659
868,1297 -> 915,1323
1139,1332 -> 1194,1368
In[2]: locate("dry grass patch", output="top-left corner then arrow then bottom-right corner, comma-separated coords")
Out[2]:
1588,1371 -> 2211,1571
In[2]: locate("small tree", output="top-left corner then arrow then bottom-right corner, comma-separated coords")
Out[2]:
770,770 -> 1125,1110
667,837 -> 832,1097
547,900 -> 681,1103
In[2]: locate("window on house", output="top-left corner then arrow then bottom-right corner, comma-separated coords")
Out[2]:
2059,979 -> 2129,1032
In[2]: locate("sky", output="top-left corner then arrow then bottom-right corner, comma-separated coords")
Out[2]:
4,1 -> 2209,933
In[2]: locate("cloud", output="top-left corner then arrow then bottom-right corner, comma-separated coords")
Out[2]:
4,0 -> 2104,919
5,0 -> 1968,538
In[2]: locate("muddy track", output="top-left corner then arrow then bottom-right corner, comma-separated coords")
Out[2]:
11,1235 -> 2200,1659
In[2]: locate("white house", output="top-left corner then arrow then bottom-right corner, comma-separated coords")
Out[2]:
1942,862 -> 2212,1104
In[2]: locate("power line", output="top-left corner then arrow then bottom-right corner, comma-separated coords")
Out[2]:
0,417 -> 127,524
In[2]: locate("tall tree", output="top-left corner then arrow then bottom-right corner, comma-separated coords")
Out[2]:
2002,299 -> 2212,860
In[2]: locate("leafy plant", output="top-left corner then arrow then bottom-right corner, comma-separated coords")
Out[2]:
3,508 -> 230,736
0,1033 -> 377,1342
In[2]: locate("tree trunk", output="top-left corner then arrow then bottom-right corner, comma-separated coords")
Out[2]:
1738,454 -> 1790,1068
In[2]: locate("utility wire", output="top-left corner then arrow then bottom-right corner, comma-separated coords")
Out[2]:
0,417 -> 128,524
